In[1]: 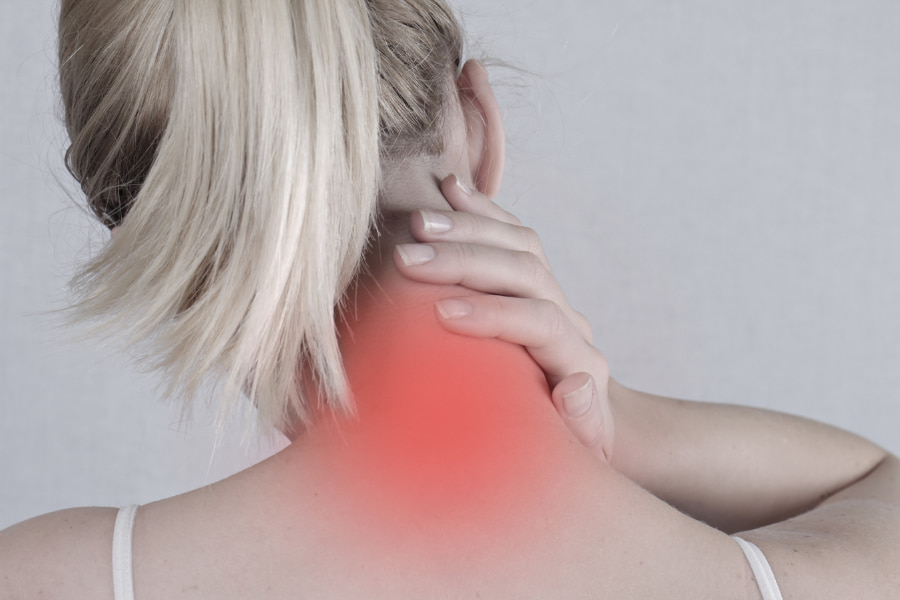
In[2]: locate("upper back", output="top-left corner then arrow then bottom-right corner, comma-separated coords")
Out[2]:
0,280 -> 758,599
1,452 -> 756,599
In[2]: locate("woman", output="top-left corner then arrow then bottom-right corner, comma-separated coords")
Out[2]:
1,0 -> 898,598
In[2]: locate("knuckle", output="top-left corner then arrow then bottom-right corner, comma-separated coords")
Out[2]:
574,311 -> 594,344
550,304 -> 569,341
485,293 -> 506,314
457,243 -> 479,270
505,210 -> 523,226
537,299 -> 567,347
467,212 -> 486,238
588,346 -> 610,380
521,226 -> 542,254
484,295 -> 509,335
519,250 -> 545,286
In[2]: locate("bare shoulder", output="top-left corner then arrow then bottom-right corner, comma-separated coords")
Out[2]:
0,507 -> 118,600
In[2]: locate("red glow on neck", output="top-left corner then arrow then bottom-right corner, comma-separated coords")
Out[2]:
304,279 -> 560,550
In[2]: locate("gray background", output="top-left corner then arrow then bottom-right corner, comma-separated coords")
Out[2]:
3,0 -> 899,529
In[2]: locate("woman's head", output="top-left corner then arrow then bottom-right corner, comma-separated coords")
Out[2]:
57,0 -> 467,433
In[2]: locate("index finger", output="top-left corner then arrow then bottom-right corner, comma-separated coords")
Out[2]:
441,175 -> 523,227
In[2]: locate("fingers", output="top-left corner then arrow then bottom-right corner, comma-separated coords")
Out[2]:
409,206 -> 551,272
417,175 -> 613,461
396,241 -> 565,307
396,231 -> 592,344
434,291 -> 613,462
551,373 -> 614,463
440,174 -> 523,227
433,293 -> 608,390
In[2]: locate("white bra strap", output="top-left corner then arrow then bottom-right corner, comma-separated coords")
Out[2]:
732,536 -> 784,600
112,504 -> 140,600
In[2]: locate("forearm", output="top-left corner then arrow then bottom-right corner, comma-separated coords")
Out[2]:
609,378 -> 887,532
736,454 -> 900,598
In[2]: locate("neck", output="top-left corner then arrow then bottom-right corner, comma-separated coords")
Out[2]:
280,269 -> 569,552
281,156 -> 463,440
359,156 -> 456,282
270,158 -> 577,553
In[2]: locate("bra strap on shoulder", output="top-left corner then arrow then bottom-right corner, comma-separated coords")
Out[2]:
112,504 -> 140,600
732,536 -> 784,600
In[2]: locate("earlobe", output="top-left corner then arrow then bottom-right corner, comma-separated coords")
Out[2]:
457,60 -> 506,199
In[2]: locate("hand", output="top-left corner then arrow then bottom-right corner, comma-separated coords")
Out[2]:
393,175 -> 614,462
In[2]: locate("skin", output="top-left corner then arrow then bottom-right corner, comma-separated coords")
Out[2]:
367,60 -> 900,594
401,175 -> 890,531
1,59 -> 898,598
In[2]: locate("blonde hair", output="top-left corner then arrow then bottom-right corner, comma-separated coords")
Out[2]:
57,0 -> 463,433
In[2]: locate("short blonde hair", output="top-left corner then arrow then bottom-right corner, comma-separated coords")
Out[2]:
57,0 -> 464,433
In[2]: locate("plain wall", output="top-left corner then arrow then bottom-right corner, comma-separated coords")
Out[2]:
3,0 -> 899,529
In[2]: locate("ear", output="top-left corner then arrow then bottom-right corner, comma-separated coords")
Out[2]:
457,60 -> 506,199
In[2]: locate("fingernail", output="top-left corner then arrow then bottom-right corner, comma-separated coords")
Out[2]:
436,298 -> 473,319
454,175 -> 473,196
396,244 -> 435,266
419,209 -> 452,233
562,378 -> 593,418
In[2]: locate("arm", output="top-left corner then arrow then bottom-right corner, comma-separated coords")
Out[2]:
400,175 -> 894,533
0,507 -> 118,600
609,379 -> 887,532
737,453 -> 900,597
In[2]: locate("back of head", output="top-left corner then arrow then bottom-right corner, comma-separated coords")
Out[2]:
57,0 -> 463,433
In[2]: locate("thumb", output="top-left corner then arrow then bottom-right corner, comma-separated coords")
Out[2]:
551,372 -> 609,462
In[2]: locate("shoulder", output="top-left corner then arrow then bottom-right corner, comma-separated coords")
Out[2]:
0,506 -> 118,600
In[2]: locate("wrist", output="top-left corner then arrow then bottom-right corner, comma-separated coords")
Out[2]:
605,377 -> 653,474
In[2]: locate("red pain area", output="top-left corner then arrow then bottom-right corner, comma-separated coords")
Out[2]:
305,282 -> 574,551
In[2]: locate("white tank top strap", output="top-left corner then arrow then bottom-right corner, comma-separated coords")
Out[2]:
112,504 -> 140,600
732,536 -> 784,600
